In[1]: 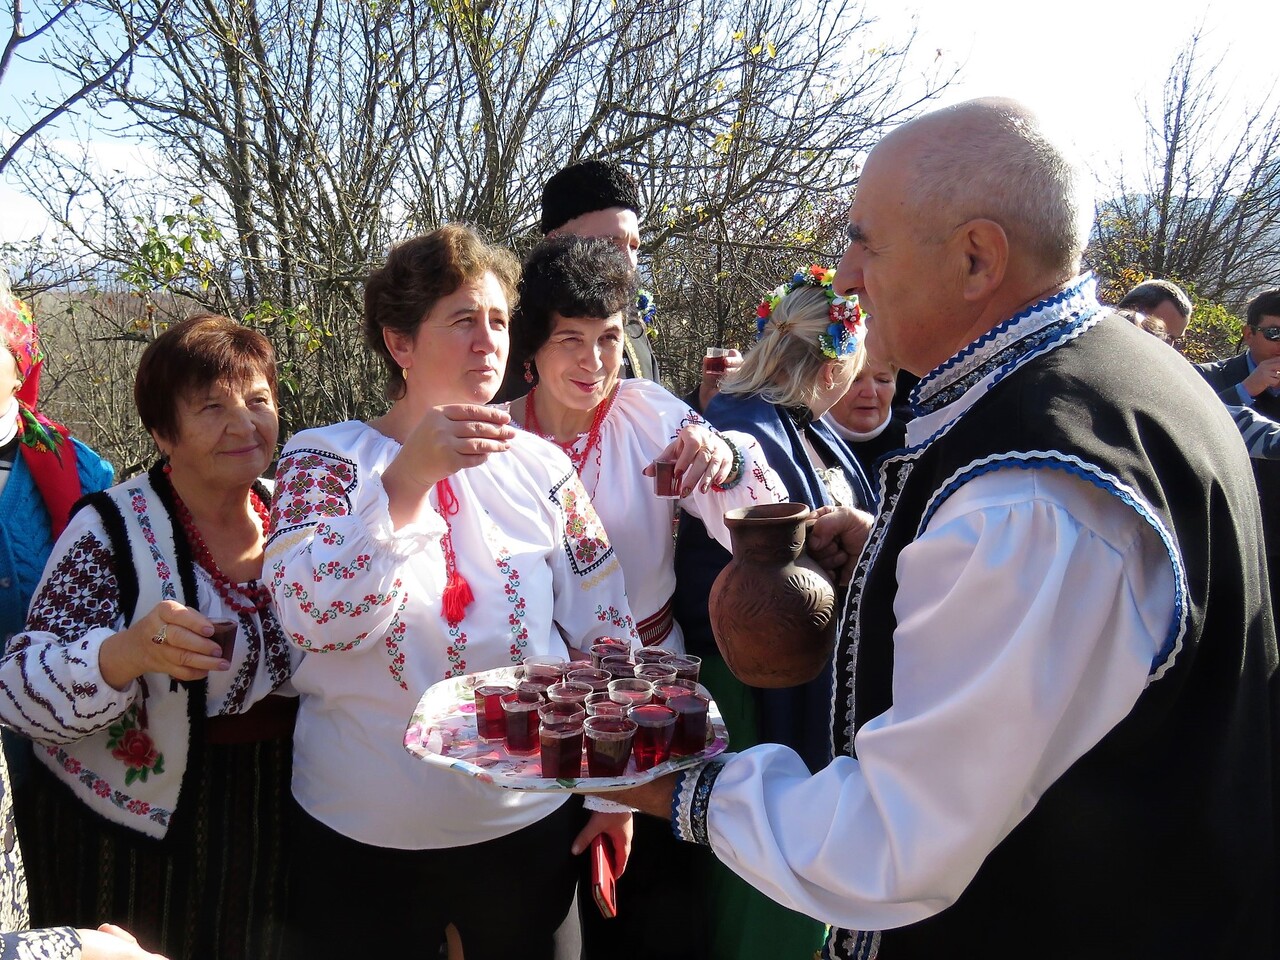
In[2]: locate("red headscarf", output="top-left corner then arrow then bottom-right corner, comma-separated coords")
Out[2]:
1,292 -> 83,537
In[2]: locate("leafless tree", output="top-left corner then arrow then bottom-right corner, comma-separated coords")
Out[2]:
12,0 -> 952,456
1088,32 -> 1280,310
1,0 -> 172,174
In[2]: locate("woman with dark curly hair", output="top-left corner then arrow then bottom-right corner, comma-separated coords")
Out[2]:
507,235 -> 785,960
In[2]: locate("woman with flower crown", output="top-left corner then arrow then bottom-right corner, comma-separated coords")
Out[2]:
0,314 -> 298,959
671,264 -> 874,960
507,235 -> 786,960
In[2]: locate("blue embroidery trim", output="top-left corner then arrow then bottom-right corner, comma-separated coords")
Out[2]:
911,275 -> 1096,416
686,760 -> 725,847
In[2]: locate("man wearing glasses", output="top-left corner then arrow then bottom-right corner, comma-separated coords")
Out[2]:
1198,288 -> 1280,613
1198,289 -> 1280,404
1118,278 -> 1194,342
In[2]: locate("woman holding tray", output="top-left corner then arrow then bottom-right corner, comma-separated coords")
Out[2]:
507,236 -> 786,960
266,225 -> 638,960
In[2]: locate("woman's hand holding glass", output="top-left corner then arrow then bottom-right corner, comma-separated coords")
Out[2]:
645,424 -> 733,498
98,599 -> 227,691
382,403 -> 517,528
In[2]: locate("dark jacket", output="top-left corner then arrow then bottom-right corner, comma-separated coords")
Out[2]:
1197,351 -> 1280,565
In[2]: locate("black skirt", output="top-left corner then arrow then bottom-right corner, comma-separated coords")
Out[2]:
14,728 -> 295,960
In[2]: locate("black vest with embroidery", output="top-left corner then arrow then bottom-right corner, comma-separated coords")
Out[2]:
830,310 -> 1278,959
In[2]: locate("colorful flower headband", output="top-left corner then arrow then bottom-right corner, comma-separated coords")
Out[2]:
755,265 -> 865,359
636,288 -> 657,328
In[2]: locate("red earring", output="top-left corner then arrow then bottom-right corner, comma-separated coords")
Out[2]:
523,360 -> 534,384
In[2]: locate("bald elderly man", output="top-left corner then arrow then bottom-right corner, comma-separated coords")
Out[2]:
604,99 -> 1278,957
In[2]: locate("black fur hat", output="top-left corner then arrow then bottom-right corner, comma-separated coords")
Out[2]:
540,159 -> 642,234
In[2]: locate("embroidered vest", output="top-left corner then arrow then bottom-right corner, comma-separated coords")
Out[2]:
829,312 -> 1278,958
34,466 -> 205,839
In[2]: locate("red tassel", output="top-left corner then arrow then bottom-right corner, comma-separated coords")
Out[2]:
442,567 -> 475,626
435,477 -> 475,627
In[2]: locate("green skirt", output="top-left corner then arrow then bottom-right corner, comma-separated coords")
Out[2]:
701,654 -> 828,960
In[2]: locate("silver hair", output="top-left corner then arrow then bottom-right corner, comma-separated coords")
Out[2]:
906,99 -> 1094,275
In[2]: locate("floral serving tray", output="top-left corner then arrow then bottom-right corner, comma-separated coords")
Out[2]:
404,665 -> 729,792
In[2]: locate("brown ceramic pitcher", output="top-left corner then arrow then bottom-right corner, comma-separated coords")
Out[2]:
708,502 -> 838,688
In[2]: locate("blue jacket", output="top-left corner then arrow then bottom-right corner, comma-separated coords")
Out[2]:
0,439 -> 114,640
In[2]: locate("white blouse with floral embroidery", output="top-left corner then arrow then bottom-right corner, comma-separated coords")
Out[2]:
266,421 -> 639,849
525,379 -> 787,652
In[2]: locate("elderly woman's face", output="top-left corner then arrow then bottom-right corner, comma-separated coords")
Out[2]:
828,354 -> 897,433
160,375 -> 278,489
395,271 -> 510,407
534,312 -> 625,418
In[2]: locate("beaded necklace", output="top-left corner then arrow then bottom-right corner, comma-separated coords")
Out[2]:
166,468 -> 272,616
524,382 -> 618,477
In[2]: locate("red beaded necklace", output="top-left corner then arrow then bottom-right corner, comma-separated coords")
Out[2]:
167,470 -> 273,615
524,382 -> 618,477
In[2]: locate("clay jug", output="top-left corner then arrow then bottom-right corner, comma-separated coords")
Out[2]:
708,502 -> 838,688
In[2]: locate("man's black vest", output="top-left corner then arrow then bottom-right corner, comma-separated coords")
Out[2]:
831,313 -> 1278,958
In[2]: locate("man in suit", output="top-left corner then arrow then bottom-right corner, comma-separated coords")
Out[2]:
1198,287 -> 1280,608
1198,289 -> 1280,405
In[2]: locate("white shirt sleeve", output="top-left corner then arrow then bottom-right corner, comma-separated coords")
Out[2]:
676,467 -> 1174,930
0,507 -> 138,742
266,432 -> 448,660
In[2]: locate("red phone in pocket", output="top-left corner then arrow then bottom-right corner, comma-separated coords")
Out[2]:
591,834 -> 618,919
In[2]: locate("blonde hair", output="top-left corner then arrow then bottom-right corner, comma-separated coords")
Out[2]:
720,287 -> 864,409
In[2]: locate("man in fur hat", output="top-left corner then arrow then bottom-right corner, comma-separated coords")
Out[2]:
540,159 -> 659,384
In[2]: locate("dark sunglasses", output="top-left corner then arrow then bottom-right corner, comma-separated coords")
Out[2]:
1253,325 -> 1280,342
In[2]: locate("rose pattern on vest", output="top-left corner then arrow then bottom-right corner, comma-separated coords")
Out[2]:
106,703 -> 165,786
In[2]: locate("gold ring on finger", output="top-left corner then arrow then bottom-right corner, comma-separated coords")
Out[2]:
151,624 -> 168,645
